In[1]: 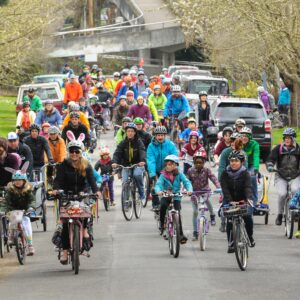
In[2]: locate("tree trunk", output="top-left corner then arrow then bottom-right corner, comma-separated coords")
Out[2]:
87,0 -> 94,28
293,80 -> 300,127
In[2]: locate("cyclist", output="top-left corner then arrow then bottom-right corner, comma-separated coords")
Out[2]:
5,164 -> 35,255
179,131 -> 205,174
53,132 -> 100,264
79,97 -> 94,118
61,112 -> 90,149
127,95 -> 152,126
133,118 -> 152,150
163,78 -> 172,98
126,90 -> 136,106
114,69 -> 130,97
35,100 -> 62,127
23,87 -> 43,112
141,91 -> 158,123
187,151 -> 220,240
220,150 -> 255,253
149,75 -> 164,93
214,127 -> 234,165
233,119 -> 246,133
81,75 -> 93,99
112,123 -> 146,202
197,91 -> 210,127
147,126 -> 178,209
47,126 -> 67,163
155,155 -> 192,244
266,128 -> 300,225
179,117 -> 203,144
111,72 -> 121,93
16,101 -> 36,133
117,76 -> 138,101
115,117 -> 132,145
62,103 -> 90,132
115,95 -> 129,126
135,70 -> 149,94
241,127 -> 260,206
95,82 -> 113,103
39,122 -> 51,139
24,124 -> 54,170
148,85 -> 167,111
63,74 -> 83,106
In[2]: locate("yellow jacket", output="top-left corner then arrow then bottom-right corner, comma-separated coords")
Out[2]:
62,111 -> 90,132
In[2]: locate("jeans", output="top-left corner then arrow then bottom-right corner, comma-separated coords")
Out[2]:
275,175 -> 300,214
151,173 -> 160,208
107,178 -> 114,202
122,166 -> 145,200
278,104 -> 289,115
248,167 -> 258,205
226,215 -> 253,242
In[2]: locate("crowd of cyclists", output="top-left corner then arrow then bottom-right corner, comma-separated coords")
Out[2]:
0,63 -> 299,265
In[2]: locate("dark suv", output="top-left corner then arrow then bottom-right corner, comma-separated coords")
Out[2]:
209,97 -> 272,161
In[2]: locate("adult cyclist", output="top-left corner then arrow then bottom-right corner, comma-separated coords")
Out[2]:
266,128 -> 300,225
133,118 -> 152,150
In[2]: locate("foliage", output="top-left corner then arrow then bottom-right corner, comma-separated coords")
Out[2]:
0,96 -> 16,137
232,81 -> 258,98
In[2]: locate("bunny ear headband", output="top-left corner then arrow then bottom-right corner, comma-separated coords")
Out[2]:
66,131 -> 85,143
5,161 -> 29,175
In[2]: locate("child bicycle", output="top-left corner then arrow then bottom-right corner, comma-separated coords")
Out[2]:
101,173 -> 114,211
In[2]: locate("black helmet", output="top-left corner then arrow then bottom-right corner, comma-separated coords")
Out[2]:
29,124 -> 40,132
228,150 -> 246,162
70,111 -> 80,119
122,116 -> 132,123
154,126 -> 167,135
199,91 -> 208,97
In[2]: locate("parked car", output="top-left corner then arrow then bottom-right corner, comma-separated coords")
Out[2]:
209,97 -> 272,161
33,74 -> 68,89
16,82 -> 63,114
168,65 -> 199,76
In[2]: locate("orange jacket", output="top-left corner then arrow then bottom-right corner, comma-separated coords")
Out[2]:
64,82 -> 83,104
149,80 -> 165,93
48,137 -> 67,163
62,111 -> 90,132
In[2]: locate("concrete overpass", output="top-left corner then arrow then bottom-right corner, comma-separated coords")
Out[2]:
48,0 -> 185,66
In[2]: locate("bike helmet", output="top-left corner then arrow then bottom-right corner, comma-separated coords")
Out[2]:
67,139 -> 84,151
189,131 -> 199,139
137,70 -> 144,76
100,146 -> 110,156
69,103 -> 80,112
28,87 -> 35,93
162,68 -> 168,72
126,90 -> 134,96
125,122 -> 137,131
240,126 -> 252,137
257,86 -> 265,93
122,116 -> 132,123
141,91 -> 148,98
119,95 -> 127,101
42,122 -> 50,129
70,111 -> 80,119
188,117 -> 197,124
228,150 -> 246,162
44,99 -> 54,105
172,75 -> 180,82
222,126 -> 234,136
129,70 -> 137,75
193,150 -> 207,160
121,68 -> 129,76
171,85 -> 181,92
283,128 -> 296,138
133,117 -> 144,125
154,85 -> 161,90
22,101 -> 30,108
48,126 -> 60,135
113,72 -> 120,77
164,154 -> 179,165
235,118 -> 246,126
12,170 -> 27,181
154,126 -> 167,135
163,78 -> 172,84
230,132 -> 241,140
29,124 -> 40,132
199,91 -> 208,96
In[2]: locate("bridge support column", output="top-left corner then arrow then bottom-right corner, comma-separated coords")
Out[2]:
139,49 -> 151,64
162,52 -> 175,67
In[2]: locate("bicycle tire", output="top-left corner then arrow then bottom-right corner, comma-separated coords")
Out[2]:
133,183 -> 142,219
172,214 -> 180,258
264,212 -> 269,225
287,210 -> 295,239
42,200 -> 47,232
233,221 -> 248,271
285,199 -> 291,237
121,183 -> 133,221
0,220 -> 3,258
103,186 -> 110,212
208,145 -> 216,168
278,114 -> 289,127
199,217 -> 206,251
143,172 -> 149,208
15,231 -> 26,265
73,224 -> 80,275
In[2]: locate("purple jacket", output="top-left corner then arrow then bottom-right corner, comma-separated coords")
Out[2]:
127,104 -> 152,123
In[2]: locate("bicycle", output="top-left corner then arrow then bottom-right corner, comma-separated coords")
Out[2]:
101,174 -> 114,211
193,189 -> 221,251
268,109 -> 288,128
143,169 -> 150,208
0,189 -> 10,258
117,164 -> 143,221
49,191 -> 97,275
222,201 -> 252,271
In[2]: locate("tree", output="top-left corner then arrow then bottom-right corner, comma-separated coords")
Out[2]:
167,0 -> 300,125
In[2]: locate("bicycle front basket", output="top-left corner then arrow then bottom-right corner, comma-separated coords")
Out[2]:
222,205 -> 249,218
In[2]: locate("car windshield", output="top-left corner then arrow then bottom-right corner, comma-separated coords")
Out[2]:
22,87 -> 59,101
186,79 -> 229,95
168,66 -> 198,76
34,76 -> 64,87
215,103 -> 265,120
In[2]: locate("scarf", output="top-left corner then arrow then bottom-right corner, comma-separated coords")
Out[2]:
161,168 -> 179,183
226,165 -> 246,180
100,157 -> 111,165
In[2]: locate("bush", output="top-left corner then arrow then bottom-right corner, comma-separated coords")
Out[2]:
232,81 -> 258,98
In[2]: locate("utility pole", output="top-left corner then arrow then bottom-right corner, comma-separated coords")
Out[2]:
87,0 -> 94,28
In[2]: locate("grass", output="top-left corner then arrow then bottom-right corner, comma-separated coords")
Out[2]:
0,96 -> 17,137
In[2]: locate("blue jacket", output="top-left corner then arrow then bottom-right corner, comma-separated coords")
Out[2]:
147,137 -> 178,178
164,94 -> 190,117
35,108 -> 62,127
180,128 -> 203,143
117,84 -> 138,101
155,171 -> 192,201
278,88 -> 291,105
93,169 -> 102,185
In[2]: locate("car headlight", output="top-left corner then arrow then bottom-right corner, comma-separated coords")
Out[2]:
265,134 -> 271,138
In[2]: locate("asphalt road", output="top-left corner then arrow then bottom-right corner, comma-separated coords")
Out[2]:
1,131 -> 300,300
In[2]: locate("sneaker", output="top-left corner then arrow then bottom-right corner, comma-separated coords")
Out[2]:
249,236 -> 255,248
180,235 -> 188,244
219,222 -> 226,233
192,232 -> 198,241
110,201 -> 116,206
227,241 -> 234,253
275,214 -> 283,226
151,205 -> 160,212
295,230 -> 300,238
27,245 -> 35,256
210,215 -> 216,226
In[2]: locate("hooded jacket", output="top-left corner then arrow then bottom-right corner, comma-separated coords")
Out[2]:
243,138 -> 260,171
63,81 -> 83,104
146,137 -> 178,178
35,107 -> 62,127
136,130 -> 152,150
48,137 -> 67,163
23,95 -> 43,112
146,99 -> 158,121
127,104 -> 152,123
117,84 -> 138,101
115,128 -> 126,145
62,111 -> 90,132
61,123 -> 90,148
164,94 -> 190,117
148,93 -> 167,111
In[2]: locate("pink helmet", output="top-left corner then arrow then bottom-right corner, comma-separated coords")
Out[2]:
189,131 -> 199,140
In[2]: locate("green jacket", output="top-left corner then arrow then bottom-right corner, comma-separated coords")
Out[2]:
148,93 -> 167,111
115,128 -> 126,145
23,95 -> 43,112
146,99 -> 158,121
243,139 -> 260,171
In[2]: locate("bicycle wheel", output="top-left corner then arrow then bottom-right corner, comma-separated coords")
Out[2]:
0,220 -> 3,258
199,217 -> 207,251
121,183 -> 133,221
103,185 -> 110,212
142,172 -> 149,208
15,232 -> 26,265
133,184 -> 142,219
278,114 -> 289,127
171,214 -> 180,258
73,224 -> 80,275
42,201 -> 47,232
233,221 -> 248,271
285,199 -> 293,237
287,209 -> 295,239
208,145 -> 216,168
168,222 -> 174,255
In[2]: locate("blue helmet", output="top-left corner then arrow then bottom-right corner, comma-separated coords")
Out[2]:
12,170 -> 27,181
125,122 -> 137,131
283,128 -> 296,138
164,155 -> 179,165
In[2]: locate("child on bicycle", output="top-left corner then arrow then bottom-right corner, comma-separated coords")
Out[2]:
186,151 -> 221,241
289,190 -> 300,238
5,162 -> 35,255
220,150 -> 255,253
155,155 -> 192,244
94,146 -> 115,206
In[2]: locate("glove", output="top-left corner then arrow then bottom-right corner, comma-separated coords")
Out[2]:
267,166 -> 273,172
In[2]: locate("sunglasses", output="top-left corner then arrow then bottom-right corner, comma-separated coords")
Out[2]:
69,149 -> 80,154
8,139 -> 17,142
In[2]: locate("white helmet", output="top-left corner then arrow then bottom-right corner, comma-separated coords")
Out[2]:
113,72 -> 120,77
257,86 -> 264,93
66,131 -> 85,150
171,85 -> 181,92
